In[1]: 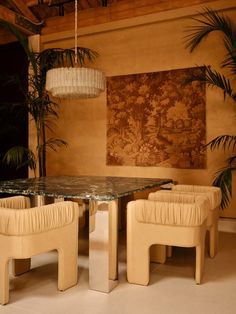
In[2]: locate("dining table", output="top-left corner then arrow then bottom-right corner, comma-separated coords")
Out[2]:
0,175 -> 172,293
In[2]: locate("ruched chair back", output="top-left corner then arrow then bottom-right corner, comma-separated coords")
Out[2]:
0,195 -> 30,209
0,197 -> 79,305
162,185 -> 222,257
127,194 -> 210,286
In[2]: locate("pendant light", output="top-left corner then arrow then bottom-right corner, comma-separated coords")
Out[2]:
45,0 -> 105,99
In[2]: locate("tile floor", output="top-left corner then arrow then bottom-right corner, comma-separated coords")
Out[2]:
1,221 -> 236,314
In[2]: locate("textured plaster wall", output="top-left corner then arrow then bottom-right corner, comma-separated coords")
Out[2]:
40,1 -> 236,217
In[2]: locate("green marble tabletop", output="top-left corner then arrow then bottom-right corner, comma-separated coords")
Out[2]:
0,175 -> 172,201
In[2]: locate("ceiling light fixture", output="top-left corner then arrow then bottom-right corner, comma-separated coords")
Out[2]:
45,0 -> 105,99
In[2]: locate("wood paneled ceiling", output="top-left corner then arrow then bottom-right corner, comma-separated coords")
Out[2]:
0,0 -> 123,36
28,0 -> 122,20
1,0 -> 122,22
0,0 -> 216,44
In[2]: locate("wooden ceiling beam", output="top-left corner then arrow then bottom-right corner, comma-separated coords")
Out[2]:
80,0 -> 90,10
26,0 -> 50,6
0,0 -> 220,44
0,5 -> 43,35
87,0 -> 101,8
7,0 -> 39,22
42,0 -> 215,35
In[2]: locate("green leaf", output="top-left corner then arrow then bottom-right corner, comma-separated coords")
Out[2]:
184,65 -> 234,101
206,135 -> 236,151
38,47 -> 98,71
44,138 -> 68,152
221,46 -> 236,76
185,7 -> 236,209
185,8 -> 236,77
185,7 -> 236,52
213,167 -> 232,209
3,146 -> 36,173
213,155 -> 236,209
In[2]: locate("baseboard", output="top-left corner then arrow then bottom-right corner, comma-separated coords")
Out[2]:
219,218 -> 236,233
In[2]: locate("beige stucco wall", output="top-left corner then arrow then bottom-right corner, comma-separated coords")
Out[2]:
39,0 -> 236,217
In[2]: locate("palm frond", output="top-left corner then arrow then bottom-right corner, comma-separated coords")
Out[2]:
213,155 -> 236,209
213,166 -> 232,209
185,7 -> 236,209
184,65 -> 234,100
206,135 -> 236,151
38,47 -> 98,73
185,7 -> 236,53
3,146 -> 36,173
221,46 -> 236,75
227,155 -> 236,166
39,138 -> 68,153
203,67 -> 233,99
45,138 -> 68,151
76,47 -> 98,66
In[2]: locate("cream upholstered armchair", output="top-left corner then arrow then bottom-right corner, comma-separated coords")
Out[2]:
0,196 -> 32,276
127,194 -> 210,286
0,198 -> 79,305
0,195 -> 30,209
166,185 -> 221,258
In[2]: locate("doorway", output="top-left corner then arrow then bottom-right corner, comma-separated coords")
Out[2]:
0,41 -> 28,181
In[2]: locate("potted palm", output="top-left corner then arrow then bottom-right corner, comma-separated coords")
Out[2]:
0,21 -> 97,177
185,8 -> 236,208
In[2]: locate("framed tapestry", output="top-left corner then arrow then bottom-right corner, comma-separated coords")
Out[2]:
106,67 -> 206,169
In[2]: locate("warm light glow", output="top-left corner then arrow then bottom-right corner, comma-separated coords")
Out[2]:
46,67 -> 105,99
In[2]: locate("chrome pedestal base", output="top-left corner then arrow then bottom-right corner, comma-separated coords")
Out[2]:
89,200 -> 118,292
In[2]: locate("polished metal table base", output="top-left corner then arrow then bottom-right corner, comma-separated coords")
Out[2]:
89,200 -> 118,292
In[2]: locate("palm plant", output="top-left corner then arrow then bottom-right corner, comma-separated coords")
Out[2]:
0,21 -> 97,177
185,7 -> 236,208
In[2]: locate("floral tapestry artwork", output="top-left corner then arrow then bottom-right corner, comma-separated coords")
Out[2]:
106,67 -> 206,169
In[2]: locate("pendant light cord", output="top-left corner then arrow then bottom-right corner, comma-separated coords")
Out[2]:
75,0 -> 78,65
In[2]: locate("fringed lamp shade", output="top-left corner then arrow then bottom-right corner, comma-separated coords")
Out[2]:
46,67 -> 106,99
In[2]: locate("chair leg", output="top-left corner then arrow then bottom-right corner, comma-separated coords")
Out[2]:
57,241 -> 78,291
150,244 -> 166,264
167,246 -> 173,258
209,222 -> 218,258
127,242 -> 150,286
195,240 -> 205,285
12,259 -> 31,276
0,258 -> 10,305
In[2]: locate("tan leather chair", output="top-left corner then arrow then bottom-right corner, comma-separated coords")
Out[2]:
168,185 -> 221,258
0,196 -> 33,276
0,199 -> 79,305
0,195 -> 30,210
127,195 -> 210,286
